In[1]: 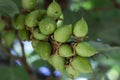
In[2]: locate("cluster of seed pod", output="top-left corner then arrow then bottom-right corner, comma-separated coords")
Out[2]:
0,0 -> 98,78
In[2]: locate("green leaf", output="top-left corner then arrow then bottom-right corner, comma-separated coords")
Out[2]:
89,41 -> 120,53
32,59 -> 50,68
0,0 -> 19,17
89,41 -> 120,66
0,66 -> 30,80
88,10 -> 120,45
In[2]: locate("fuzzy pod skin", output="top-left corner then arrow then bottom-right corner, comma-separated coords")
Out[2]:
73,17 -> 88,38
33,28 -> 48,40
66,65 -> 80,78
18,29 -> 30,41
34,41 -> 52,60
75,42 -> 97,57
47,0 -> 62,19
49,54 -> 65,72
54,24 -> 72,43
0,19 -> 5,31
71,56 -> 93,73
22,0 -> 37,10
13,14 -> 25,30
2,31 -> 15,46
39,17 -> 56,35
59,44 -> 73,57
25,10 -> 40,28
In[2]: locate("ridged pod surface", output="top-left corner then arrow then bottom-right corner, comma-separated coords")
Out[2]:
49,54 -> 65,72
33,28 -> 48,40
22,0 -> 37,10
71,56 -> 92,73
31,39 -> 40,48
34,41 -> 52,60
18,29 -> 30,41
75,42 -> 97,57
66,66 -> 80,78
39,17 -> 56,35
25,10 -> 40,28
54,24 -> 72,43
13,14 -> 25,30
59,44 -> 73,57
47,0 -> 62,19
73,17 -> 88,37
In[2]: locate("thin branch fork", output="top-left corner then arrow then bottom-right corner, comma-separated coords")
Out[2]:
16,31 -> 36,80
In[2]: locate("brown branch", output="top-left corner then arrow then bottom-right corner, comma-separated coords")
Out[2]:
0,36 -> 19,59
0,44 -> 20,60
112,0 -> 120,8
1,31 -> 36,80
16,31 -> 36,80
1,12 -> 36,80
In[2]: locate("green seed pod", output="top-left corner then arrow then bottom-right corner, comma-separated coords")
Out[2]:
56,14 -> 64,27
25,10 -> 40,28
54,24 -> 72,43
2,31 -> 15,46
31,39 -> 39,48
18,29 -> 30,41
38,10 -> 47,20
22,0 -> 37,10
49,54 -> 65,72
33,28 -> 48,40
59,44 -> 73,57
47,0 -> 62,19
0,19 -> 5,31
71,56 -> 92,73
34,41 -> 52,60
13,14 -> 25,30
73,17 -> 88,38
66,66 -> 80,78
39,17 -> 56,35
75,42 -> 97,57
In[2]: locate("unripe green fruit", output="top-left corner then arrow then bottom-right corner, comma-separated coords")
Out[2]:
0,19 -> 5,31
13,14 -> 25,30
59,44 -> 73,57
56,14 -> 64,27
39,17 -> 56,35
66,66 -> 80,78
73,17 -> 88,37
54,24 -> 72,43
75,42 -> 97,57
49,54 -> 65,72
3,31 -> 15,46
47,0 -> 62,19
22,0 -> 37,10
31,39 -> 39,48
18,29 -> 30,41
71,56 -> 92,73
25,10 -> 40,28
34,41 -> 52,60
33,28 -> 48,40
37,10 -> 47,20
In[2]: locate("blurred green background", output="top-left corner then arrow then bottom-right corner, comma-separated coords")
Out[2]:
0,0 -> 120,80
